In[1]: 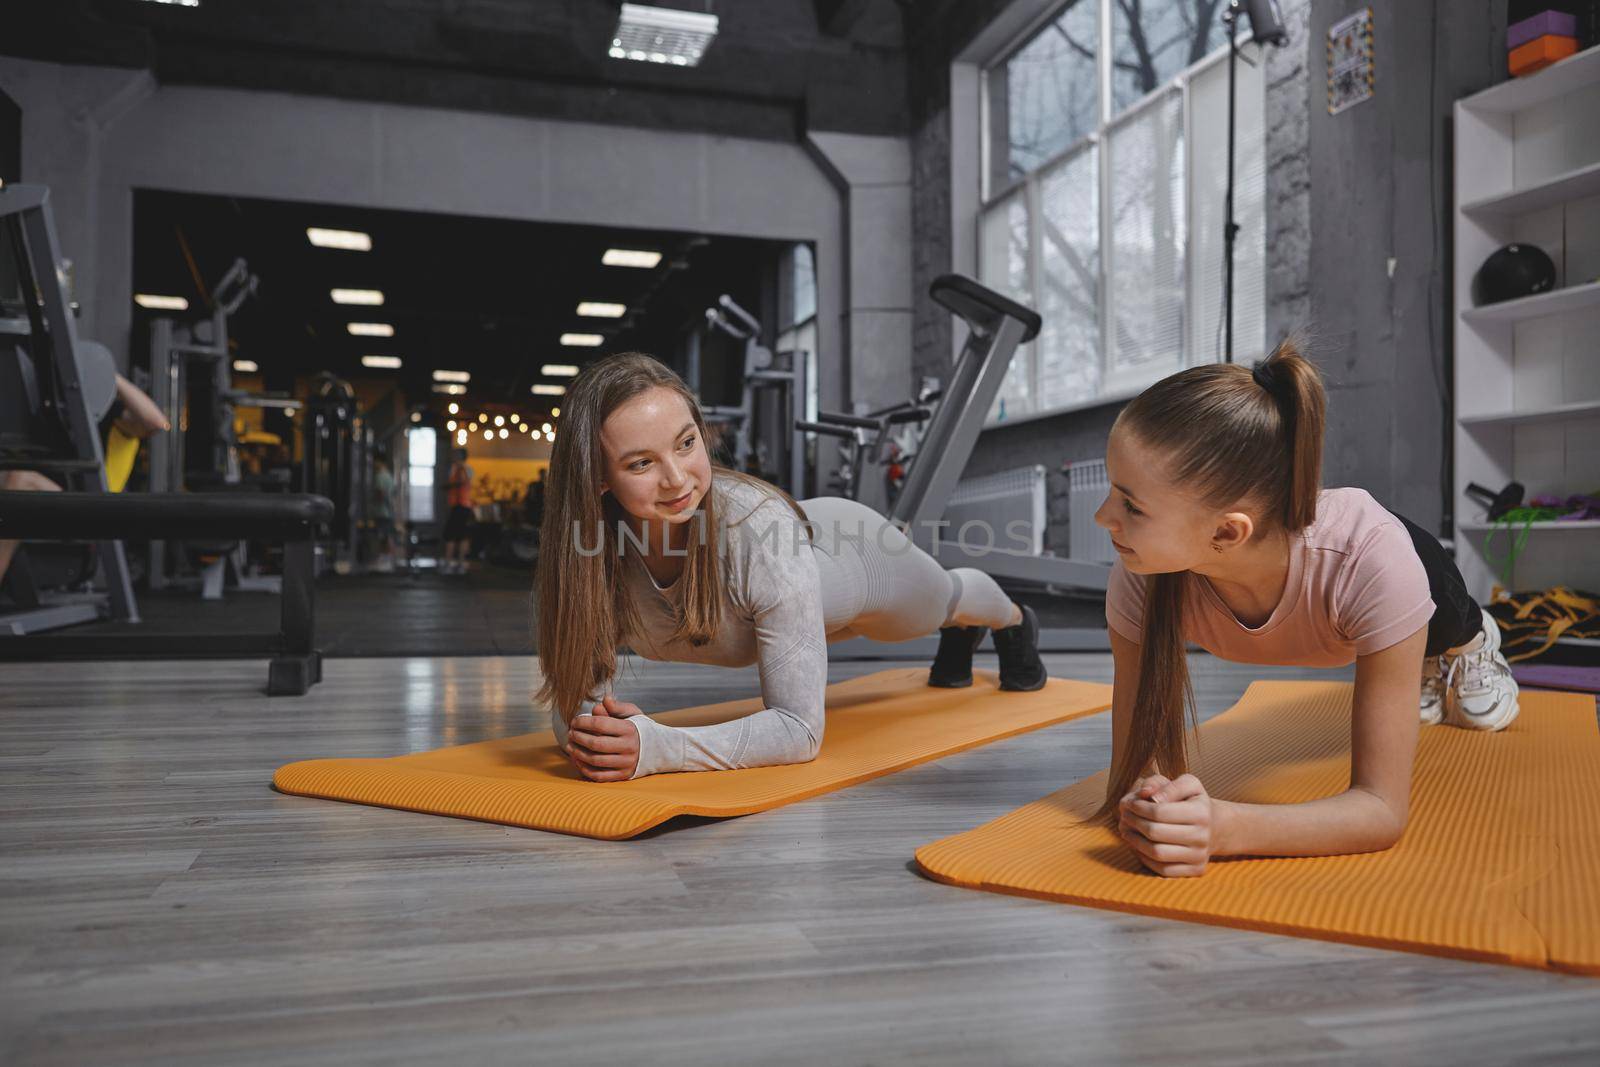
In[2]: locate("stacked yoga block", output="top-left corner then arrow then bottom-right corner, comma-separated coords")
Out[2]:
1506,6 -> 1588,76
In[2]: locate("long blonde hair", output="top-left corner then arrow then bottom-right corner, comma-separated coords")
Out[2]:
532,352 -> 809,721
1097,339 -> 1326,818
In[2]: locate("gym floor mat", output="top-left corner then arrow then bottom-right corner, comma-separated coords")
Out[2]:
915,681 -> 1600,974
274,668 -> 1113,840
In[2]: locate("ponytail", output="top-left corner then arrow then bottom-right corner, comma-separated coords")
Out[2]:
1251,339 -> 1325,531
1097,572 -> 1197,819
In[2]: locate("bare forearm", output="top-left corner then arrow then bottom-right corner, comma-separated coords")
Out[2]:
112,375 -> 169,437
1214,788 -> 1406,858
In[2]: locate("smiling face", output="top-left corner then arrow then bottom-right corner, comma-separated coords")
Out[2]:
596,386 -> 713,528
1094,425 -> 1257,575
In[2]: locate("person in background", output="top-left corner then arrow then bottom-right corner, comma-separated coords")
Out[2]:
1,374 -> 169,587
441,446 -> 475,576
524,469 -> 546,529
371,451 -> 398,573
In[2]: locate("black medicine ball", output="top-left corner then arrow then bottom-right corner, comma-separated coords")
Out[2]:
1473,244 -> 1556,306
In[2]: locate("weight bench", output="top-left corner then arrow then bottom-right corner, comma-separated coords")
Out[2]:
0,490 -> 332,695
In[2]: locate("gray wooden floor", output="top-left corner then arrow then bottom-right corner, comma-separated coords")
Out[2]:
3,652 -> 1598,1066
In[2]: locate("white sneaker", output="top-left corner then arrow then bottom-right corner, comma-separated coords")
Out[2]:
1443,609 -> 1520,731
1419,655 -> 1446,725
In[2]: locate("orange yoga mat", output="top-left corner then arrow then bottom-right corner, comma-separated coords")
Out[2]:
274,668 -> 1112,840
916,681 -> 1600,975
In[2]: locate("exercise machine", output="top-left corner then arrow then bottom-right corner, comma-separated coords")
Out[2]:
0,181 -> 139,633
299,372 -> 377,575
793,275 -> 1110,592
884,275 -> 1109,591
694,294 -> 810,496
0,181 -> 331,692
1,488 -> 331,694
796,379 -> 940,504
146,257 -> 300,596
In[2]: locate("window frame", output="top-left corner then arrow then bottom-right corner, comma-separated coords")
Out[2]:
977,2 -> 1256,428
777,242 -> 820,425
405,424 -> 437,525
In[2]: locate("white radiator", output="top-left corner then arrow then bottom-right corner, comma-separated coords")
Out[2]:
1066,458 -> 1118,564
945,464 -> 1047,556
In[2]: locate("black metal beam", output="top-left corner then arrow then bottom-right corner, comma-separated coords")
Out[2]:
0,490 -> 331,694
0,490 -> 331,541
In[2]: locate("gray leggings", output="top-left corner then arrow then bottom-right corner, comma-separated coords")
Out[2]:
800,496 -> 1017,643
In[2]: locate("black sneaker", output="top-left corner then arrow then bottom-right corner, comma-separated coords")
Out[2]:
928,625 -> 989,688
992,604 -> 1048,692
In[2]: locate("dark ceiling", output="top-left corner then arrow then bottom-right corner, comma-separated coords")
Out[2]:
132,189 -> 779,404
11,0 -> 911,140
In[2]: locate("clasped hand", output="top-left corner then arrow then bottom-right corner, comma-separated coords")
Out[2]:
1116,772 -> 1217,878
563,694 -> 643,782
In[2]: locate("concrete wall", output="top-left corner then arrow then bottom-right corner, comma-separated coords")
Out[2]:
804,130 -> 916,512
1264,0 -> 1313,345
1299,0 -> 1505,535
904,1 -> 1014,392
0,56 -> 919,435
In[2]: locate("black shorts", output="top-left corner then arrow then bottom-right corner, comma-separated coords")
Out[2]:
1388,511 -> 1482,657
443,505 -> 473,542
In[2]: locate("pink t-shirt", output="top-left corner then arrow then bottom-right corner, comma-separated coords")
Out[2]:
1104,488 -> 1435,667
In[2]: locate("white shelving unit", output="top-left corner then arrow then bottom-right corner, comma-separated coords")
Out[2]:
1453,44 -> 1600,601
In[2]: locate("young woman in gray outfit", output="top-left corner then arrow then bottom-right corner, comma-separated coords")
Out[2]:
535,353 -> 1048,781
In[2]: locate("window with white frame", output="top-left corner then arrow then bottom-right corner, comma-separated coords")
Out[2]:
407,425 -> 436,524
980,0 -> 1265,424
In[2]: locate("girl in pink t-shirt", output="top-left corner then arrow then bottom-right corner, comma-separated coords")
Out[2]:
1095,340 -> 1517,878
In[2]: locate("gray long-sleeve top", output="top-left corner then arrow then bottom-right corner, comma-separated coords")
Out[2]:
551,476 -> 830,778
